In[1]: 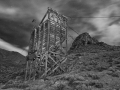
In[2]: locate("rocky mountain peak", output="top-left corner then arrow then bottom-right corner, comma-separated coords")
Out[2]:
70,32 -> 98,50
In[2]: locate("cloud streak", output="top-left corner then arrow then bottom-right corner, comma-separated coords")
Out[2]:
0,39 -> 27,56
0,6 -> 19,15
89,3 -> 120,45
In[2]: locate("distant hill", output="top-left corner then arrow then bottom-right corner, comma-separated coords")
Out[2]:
0,49 -> 26,83
69,32 -> 120,53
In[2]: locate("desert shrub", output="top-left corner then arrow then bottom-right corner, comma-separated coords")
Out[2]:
85,66 -> 93,71
108,67 -> 116,71
57,74 -> 86,89
116,65 -> 120,68
15,76 -> 22,81
96,66 -> 107,72
2,78 -> 28,89
59,74 -> 85,81
75,84 -> 92,90
111,73 -> 119,77
113,60 -> 120,65
107,72 -> 119,77
59,76 -> 75,87
94,82 -> 103,88
88,82 -> 103,88
59,76 -> 74,81
110,82 -> 120,90
116,65 -> 120,71
87,82 -> 95,86
87,74 -> 100,80
96,62 -> 110,72
5,80 -> 14,85
56,84 -> 65,90
75,53 -> 82,56
89,61 -> 97,65
68,78 -> 76,87
107,59 -> 113,63
2,83 -> 29,89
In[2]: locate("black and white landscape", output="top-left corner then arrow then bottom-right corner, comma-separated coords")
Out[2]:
1,0 -> 120,90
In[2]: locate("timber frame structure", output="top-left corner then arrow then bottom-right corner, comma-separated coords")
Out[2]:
25,7 -> 68,80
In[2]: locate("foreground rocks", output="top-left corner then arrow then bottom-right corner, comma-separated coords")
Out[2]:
1,69 -> 120,90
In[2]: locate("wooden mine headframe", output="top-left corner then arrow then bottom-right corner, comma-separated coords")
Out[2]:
25,7 -> 68,80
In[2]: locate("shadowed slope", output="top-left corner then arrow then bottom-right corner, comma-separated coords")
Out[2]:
0,49 -> 26,83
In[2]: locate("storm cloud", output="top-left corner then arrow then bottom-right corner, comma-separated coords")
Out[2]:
0,0 -> 120,55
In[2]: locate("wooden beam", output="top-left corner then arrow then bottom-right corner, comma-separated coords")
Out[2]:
48,54 -> 57,64
29,61 -> 32,80
65,19 -> 68,57
25,61 -> 29,81
39,9 -> 48,25
47,58 -> 67,76
44,9 -> 50,76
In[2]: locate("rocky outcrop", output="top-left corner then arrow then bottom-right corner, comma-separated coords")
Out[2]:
70,32 -> 98,49
69,32 -> 98,51
69,32 -> 120,53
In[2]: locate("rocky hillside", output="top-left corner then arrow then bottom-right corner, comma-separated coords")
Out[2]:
71,32 -> 98,47
69,32 -> 120,53
0,49 -> 26,83
1,32 -> 120,90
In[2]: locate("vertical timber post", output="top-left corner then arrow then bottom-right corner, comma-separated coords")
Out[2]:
38,25 -> 41,78
45,7 -> 50,76
33,29 -> 37,80
28,61 -> 30,80
25,59 -> 28,81
54,16 -> 57,62
59,16 -> 62,56
65,18 -> 68,57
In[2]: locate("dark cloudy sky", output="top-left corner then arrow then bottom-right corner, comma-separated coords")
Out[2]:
0,0 -> 120,56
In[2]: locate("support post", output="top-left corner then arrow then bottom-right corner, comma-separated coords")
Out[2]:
45,7 -> 51,76
65,19 -> 68,57
29,61 -> 32,80
25,61 -> 28,81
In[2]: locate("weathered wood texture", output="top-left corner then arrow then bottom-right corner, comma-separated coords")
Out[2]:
25,8 -> 68,81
